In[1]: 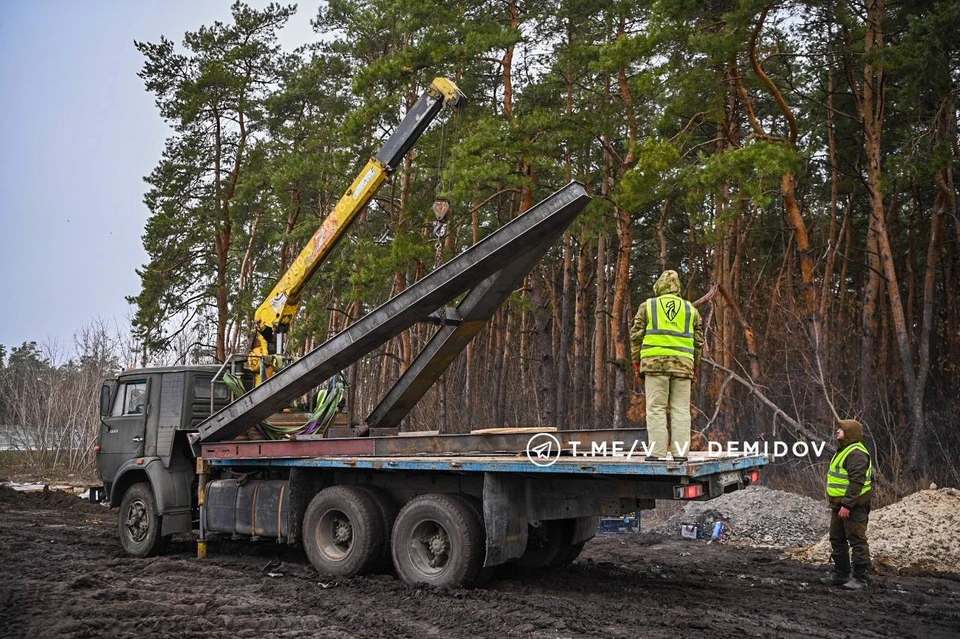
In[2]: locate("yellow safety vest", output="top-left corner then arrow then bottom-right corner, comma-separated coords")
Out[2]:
641,294 -> 695,360
826,441 -> 873,497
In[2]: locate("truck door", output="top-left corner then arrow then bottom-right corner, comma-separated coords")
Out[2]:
97,378 -> 149,487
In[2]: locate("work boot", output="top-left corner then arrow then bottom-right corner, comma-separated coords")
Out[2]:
843,577 -> 868,590
819,572 -> 849,586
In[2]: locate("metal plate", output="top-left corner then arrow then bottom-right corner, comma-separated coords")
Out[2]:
717,471 -> 742,486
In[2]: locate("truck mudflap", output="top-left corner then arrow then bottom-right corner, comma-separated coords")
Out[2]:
483,474 -> 526,565
481,473 -> 615,567
570,514 -> 600,545
110,456 -> 194,535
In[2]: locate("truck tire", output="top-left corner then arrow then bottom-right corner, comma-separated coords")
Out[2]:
118,482 -> 170,557
551,541 -> 585,566
354,485 -> 398,573
447,494 -> 496,586
302,485 -> 384,577
549,519 -> 585,566
391,493 -> 483,588
515,521 -> 563,569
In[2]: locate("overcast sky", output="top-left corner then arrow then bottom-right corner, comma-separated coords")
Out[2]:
0,1 -> 317,356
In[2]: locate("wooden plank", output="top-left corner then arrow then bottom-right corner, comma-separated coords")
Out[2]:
470,427 -> 557,435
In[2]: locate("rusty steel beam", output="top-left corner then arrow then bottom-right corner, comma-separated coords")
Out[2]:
202,437 -> 375,460
200,428 -> 647,461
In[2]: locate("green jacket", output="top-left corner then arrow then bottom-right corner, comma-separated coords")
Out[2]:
631,271 -> 704,378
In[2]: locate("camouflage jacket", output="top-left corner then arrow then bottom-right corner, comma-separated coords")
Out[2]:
630,271 -> 704,378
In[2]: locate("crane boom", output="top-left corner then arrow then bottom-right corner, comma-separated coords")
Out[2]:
248,78 -> 465,379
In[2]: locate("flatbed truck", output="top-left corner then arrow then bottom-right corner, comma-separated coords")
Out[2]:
99,367 -> 765,588
96,79 -> 768,588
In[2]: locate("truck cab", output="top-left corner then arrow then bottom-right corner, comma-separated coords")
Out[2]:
96,366 -> 230,555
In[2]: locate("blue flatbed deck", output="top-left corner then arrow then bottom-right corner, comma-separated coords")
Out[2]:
209,451 -> 768,477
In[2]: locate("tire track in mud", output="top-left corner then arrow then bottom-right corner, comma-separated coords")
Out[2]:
2,487 -> 958,639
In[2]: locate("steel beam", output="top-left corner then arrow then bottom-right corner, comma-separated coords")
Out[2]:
365,219 -> 569,430
200,428 -> 647,460
198,182 -> 591,442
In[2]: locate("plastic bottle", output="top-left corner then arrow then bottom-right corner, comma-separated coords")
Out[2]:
711,521 -> 724,539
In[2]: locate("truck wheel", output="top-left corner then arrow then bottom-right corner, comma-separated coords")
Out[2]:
119,482 -> 170,557
548,519 -> 584,567
515,521 -> 562,569
447,494 -> 496,586
551,541 -> 586,566
354,485 -> 398,573
391,493 -> 483,588
302,485 -> 383,577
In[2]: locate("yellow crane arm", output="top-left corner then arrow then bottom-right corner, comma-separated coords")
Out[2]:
248,77 -> 465,379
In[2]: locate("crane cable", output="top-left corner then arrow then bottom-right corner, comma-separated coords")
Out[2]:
432,105 -> 463,265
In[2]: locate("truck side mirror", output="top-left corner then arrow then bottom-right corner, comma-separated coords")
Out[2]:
100,385 -> 112,417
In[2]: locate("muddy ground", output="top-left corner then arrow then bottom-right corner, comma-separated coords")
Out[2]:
1,487 -> 958,639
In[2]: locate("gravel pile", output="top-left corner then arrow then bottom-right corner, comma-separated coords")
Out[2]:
655,485 -> 829,547
796,488 -> 960,573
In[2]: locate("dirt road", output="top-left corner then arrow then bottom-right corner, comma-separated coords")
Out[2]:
1,486 -> 957,638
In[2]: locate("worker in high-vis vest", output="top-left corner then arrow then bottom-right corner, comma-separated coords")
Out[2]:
820,419 -> 873,589
630,270 -> 703,462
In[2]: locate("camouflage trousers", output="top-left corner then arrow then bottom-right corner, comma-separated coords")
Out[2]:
644,375 -> 691,457
829,504 -> 872,578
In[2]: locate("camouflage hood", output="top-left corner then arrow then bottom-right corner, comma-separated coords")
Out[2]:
838,419 -> 864,449
653,270 -> 682,296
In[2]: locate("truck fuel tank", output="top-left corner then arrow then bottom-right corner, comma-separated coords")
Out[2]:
205,479 -> 289,540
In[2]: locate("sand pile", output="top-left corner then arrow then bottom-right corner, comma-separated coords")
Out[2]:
796,487 -> 960,573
